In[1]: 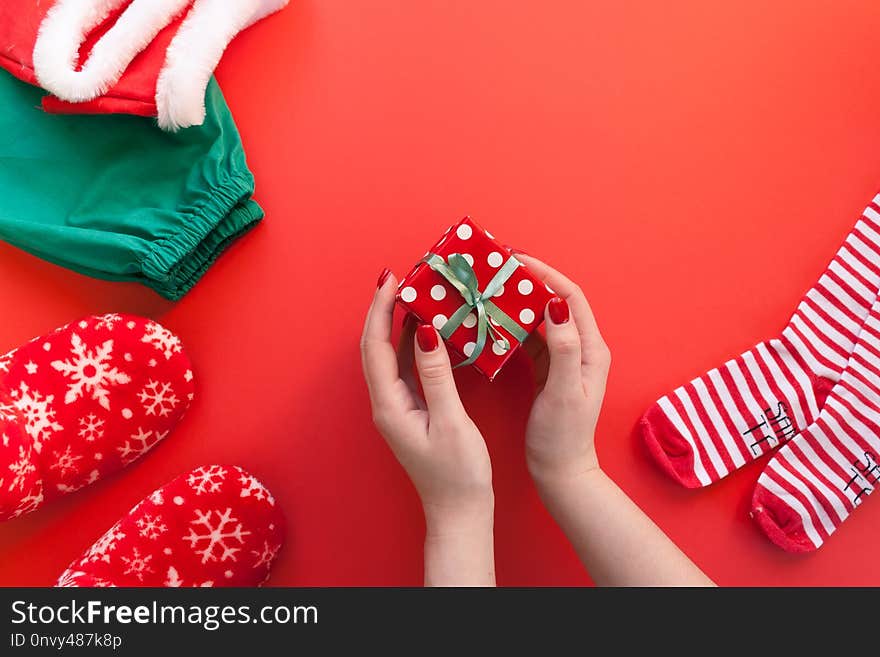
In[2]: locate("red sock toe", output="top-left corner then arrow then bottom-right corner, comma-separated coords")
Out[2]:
56,466 -> 284,587
640,404 -> 705,488
0,314 -> 194,519
751,483 -> 819,553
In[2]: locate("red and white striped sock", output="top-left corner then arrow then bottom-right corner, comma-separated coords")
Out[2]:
641,197 -> 880,487
752,299 -> 880,551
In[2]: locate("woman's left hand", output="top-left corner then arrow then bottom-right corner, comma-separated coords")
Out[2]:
361,269 -> 495,586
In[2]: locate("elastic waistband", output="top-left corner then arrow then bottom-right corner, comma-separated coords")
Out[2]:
140,173 -> 264,300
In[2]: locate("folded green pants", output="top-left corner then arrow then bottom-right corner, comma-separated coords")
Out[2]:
0,72 -> 263,300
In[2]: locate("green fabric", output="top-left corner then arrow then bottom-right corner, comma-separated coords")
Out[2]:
0,73 -> 263,300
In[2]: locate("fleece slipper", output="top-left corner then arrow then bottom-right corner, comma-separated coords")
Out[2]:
0,314 -> 194,520
56,465 -> 284,587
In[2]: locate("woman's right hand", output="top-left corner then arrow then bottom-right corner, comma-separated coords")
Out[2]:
516,254 -> 713,586
516,254 -> 612,488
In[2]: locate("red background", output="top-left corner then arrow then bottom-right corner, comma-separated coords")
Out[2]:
2,0 -> 880,586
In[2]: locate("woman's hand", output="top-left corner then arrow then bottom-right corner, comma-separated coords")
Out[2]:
518,254 -> 611,487
517,254 -> 713,586
361,269 -> 495,586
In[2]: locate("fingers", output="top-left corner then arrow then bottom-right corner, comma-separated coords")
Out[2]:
516,254 -> 612,402
542,297 -> 584,396
396,315 -> 425,410
524,332 -> 550,390
155,0 -> 287,130
34,0 -> 189,102
413,325 -> 467,420
361,271 -> 404,408
514,253 -> 610,365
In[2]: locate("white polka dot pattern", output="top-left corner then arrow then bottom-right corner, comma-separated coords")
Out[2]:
395,217 -> 554,381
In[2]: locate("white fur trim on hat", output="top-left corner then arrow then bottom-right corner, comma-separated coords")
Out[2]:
34,0 -> 190,103
156,0 -> 288,131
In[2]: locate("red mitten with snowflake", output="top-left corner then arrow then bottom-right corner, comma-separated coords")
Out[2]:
56,465 -> 283,587
0,314 -> 194,520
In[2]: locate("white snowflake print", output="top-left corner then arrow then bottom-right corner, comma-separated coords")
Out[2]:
51,333 -> 132,410
24,361 -> 38,375
164,566 -> 183,587
187,465 -> 227,495
237,470 -> 275,506
78,413 -> 105,442
0,350 -> 12,373
56,468 -> 99,494
121,547 -> 154,582
141,322 -> 183,360
164,566 -> 214,588
12,484 -> 44,519
56,570 -> 116,588
149,489 -> 164,506
0,399 -> 17,422
184,508 -> 252,564
11,382 -> 63,453
136,513 -> 168,540
251,540 -> 281,569
94,314 -> 123,331
81,524 -> 125,564
137,380 -> 179,417
56,570 -> 86,587
116,428 -> 169,466
50,445 -> 83,478
7,445 -> 35,492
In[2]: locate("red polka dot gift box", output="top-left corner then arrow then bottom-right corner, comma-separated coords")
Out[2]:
396,217 -> 553,380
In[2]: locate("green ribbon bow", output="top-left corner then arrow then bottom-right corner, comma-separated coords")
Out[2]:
423,252 -> 530,367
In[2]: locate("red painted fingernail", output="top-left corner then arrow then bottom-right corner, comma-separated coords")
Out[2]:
504,244 -> 529,256
377,267 -> 392,288
416,324 -> 439,352
548,297 -> 570,324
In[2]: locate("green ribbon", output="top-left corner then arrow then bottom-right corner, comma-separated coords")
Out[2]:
424,252 -> 530,367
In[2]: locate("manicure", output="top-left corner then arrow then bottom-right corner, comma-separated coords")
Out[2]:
376,267 -> 392,289
416,324 -> 440,352
548,297 -> 570,324
503,244 -> 529,256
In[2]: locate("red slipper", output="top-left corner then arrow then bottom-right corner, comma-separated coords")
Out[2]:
56,466 -> 284,587
0,314 -> 194,520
